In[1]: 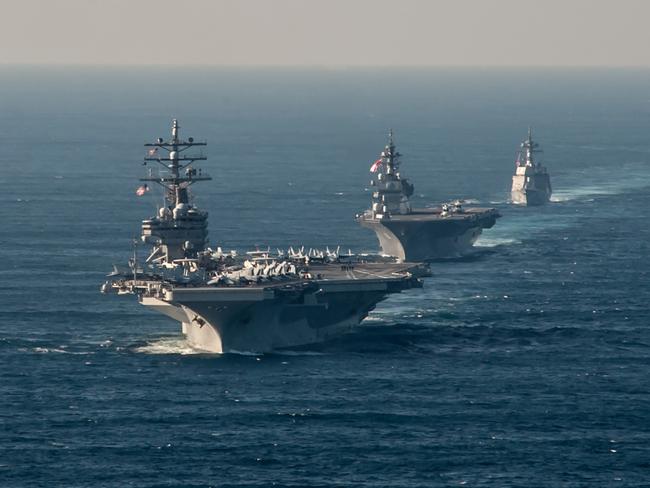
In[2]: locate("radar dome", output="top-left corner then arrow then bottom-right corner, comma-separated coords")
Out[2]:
173,203 -> 189,219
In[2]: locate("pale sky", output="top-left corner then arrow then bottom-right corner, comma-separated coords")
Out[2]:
1,0 -> 649,67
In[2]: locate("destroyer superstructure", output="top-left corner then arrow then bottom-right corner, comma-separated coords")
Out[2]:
356,131 -> 499,261
511,128 -> 552,206
102,120 -> 426,353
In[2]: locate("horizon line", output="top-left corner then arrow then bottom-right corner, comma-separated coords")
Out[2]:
1,63 -> 650,70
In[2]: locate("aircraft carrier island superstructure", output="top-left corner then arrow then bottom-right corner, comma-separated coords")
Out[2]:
102,120 -> 427,353
356,131 -> 500,261
511,128 -> 552,206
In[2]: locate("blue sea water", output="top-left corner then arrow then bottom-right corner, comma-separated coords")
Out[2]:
1,67 -> 650,487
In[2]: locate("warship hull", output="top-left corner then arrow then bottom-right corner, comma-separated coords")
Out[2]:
511,175 -> 552,206
511,188 -> 551,206
358,208 -> 499,261
138,264 -> 424,353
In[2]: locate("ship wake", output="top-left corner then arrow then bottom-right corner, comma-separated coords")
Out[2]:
551,185 -> 620,202
551,161 -> 650,202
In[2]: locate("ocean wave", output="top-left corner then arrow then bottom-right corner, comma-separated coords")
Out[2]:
550,185 -> 620,202
474,237 -> 520,248
133,338 -> 275,356
31,346 -> 94,355
319,322 -> 650,355
549,163 -> 650,202
133,337 -> 210,355
361,315 -> 387,322
224,349 -> 262,356
271,350 -> 327,356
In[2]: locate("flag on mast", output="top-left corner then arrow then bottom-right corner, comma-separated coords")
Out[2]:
369,158 -> 382,173
136,184 -> 150,196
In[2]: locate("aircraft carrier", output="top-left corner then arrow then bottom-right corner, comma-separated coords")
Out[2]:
101,120 -> 427,353
356,131 -> 500,261
511,128 -> 552,205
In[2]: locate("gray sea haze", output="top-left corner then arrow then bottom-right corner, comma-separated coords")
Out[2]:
1,67 -> 650,487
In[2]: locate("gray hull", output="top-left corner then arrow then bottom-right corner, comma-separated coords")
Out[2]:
140,268 -> 422,353
511,188 -> 552,206
511,174 -> 552,206
358,208 -> 499,261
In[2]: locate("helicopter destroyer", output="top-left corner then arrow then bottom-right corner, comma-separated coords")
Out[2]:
356,131 -> 500,261
511,128 -> 552,206
101,120 -> 426,353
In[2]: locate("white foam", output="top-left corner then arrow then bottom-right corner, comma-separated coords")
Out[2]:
550,185 -> 619,202
550,162 -> 650,202
134,337 -> 209,355
225,349 -> 261,356
32,347 -> 93,355
361,316 -> 385,322
475,237 -> 520,248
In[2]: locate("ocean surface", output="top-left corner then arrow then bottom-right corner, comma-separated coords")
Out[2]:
2,67 -> 650,487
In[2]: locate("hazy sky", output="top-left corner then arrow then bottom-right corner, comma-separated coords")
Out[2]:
2,0 -> 650,67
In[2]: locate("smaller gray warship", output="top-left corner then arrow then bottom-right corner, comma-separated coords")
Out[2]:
356,131 -> 500,261
511,128 -> 552,206
102,120 -> 427,353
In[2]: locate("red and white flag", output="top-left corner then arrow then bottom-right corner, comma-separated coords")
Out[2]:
136,184 -> 149,196
147,148 -> 158,156
369,158 -> 382,173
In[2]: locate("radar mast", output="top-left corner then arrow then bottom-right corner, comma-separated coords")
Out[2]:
369,130 -> 413,217
139,119 -> 211,262
383,129 -> 400,176
518,126 -> 543,168
142,118 -> 211,208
